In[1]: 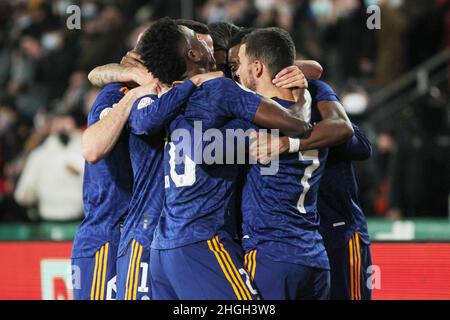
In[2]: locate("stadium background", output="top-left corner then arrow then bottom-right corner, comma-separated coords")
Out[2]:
0,0 -> 449,300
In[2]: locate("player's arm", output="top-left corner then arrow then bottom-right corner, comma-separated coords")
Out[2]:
250,80 -> 354,163
298,99 -> 354,150
331,123 -> 372,161
252,97 -> 312,138
88,51 -> 154,87
129,72 -> 224,136
295,60 -> 323,79
82,84 -> 158,164
270,66 -> 311,115
274,78 -> 354,149
251,99 -> 354,163
272,62 -> 322,89
294,80 -> 354,149
129,81 -> 197,136
278,99 -> 354,151
88,63 -> 152,87
223,81 -> 311,138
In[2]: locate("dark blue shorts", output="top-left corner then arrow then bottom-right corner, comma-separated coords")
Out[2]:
116,239 -> 151,300
71,242 -> 117,300
244,249 -> 330,300
150,235 -> 259,300
328,232 -> 372,300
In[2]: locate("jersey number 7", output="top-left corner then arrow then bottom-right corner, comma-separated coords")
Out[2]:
296,149 -> 320,214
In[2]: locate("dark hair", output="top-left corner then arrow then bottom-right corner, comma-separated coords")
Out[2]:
136,17 -> 187,84
228,28 -> 256,50
242,27 -> 295,79
208,22 -> 241,52
175,19 -> 210,34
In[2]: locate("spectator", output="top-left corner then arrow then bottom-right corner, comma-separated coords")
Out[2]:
387,88 -> 450,218
324,0 -> 377,86
77,4 -> 128,71
14,112 -> 84,222
373,0 -> 409,86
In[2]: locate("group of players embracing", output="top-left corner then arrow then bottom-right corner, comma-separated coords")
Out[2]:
71,16 -> 372,301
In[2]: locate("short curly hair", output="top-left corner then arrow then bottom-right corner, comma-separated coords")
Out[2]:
175,19 -> 210,35
208,22 -> 241,52
136,17 -> 187,84
228,28 -> 256,50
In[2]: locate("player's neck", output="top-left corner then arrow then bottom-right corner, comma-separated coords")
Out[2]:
256,79 -> 294,101
183,64 -> 209,80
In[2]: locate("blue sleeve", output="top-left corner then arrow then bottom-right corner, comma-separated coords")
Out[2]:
308,79 -> 340,102
87,83 -> 127,126
216,79 -> 263,122
128,80 -> 197,135
330,123 -> 372,161
170,114 -> 255,165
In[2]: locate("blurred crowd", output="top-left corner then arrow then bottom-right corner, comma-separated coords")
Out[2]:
0,0 -> 449,223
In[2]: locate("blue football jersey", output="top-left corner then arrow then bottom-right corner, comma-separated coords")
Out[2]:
117,130 -> 165,255
318,124 -> 371,252
119,82 -> 200,255
241,81 -> 337,270
151,78 -> 263,249
72,83 -> 132,258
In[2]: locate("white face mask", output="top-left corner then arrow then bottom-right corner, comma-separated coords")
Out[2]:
17,14 -> 32,30
255,0 -> 276,11
53,0 -> 72,16
342,93 -> 369,115
41,33 -> 61,51
311,0 -> 333,18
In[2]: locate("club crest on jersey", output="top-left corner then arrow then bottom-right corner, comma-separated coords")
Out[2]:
137,97 -> 154,110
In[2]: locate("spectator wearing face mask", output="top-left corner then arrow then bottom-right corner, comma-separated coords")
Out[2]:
14,111 -> 84,222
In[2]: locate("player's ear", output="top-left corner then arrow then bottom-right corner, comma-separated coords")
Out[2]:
254,60 -> 264,78
187,48 -> 202,63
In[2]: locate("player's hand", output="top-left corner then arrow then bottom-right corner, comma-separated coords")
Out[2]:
273,66 -> 308,89
130,81 -> 162,99
129,67 -> 156,87
120,50 -> 155,86
157,83 -> 171,98
190,71 -> 224,86
121,50 -> 145,68
249,131 -> 290,165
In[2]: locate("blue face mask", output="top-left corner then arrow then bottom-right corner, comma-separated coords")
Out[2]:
41,33 -> 60,51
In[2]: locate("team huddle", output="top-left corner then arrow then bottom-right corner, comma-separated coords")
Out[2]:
71,17 -> 372,300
